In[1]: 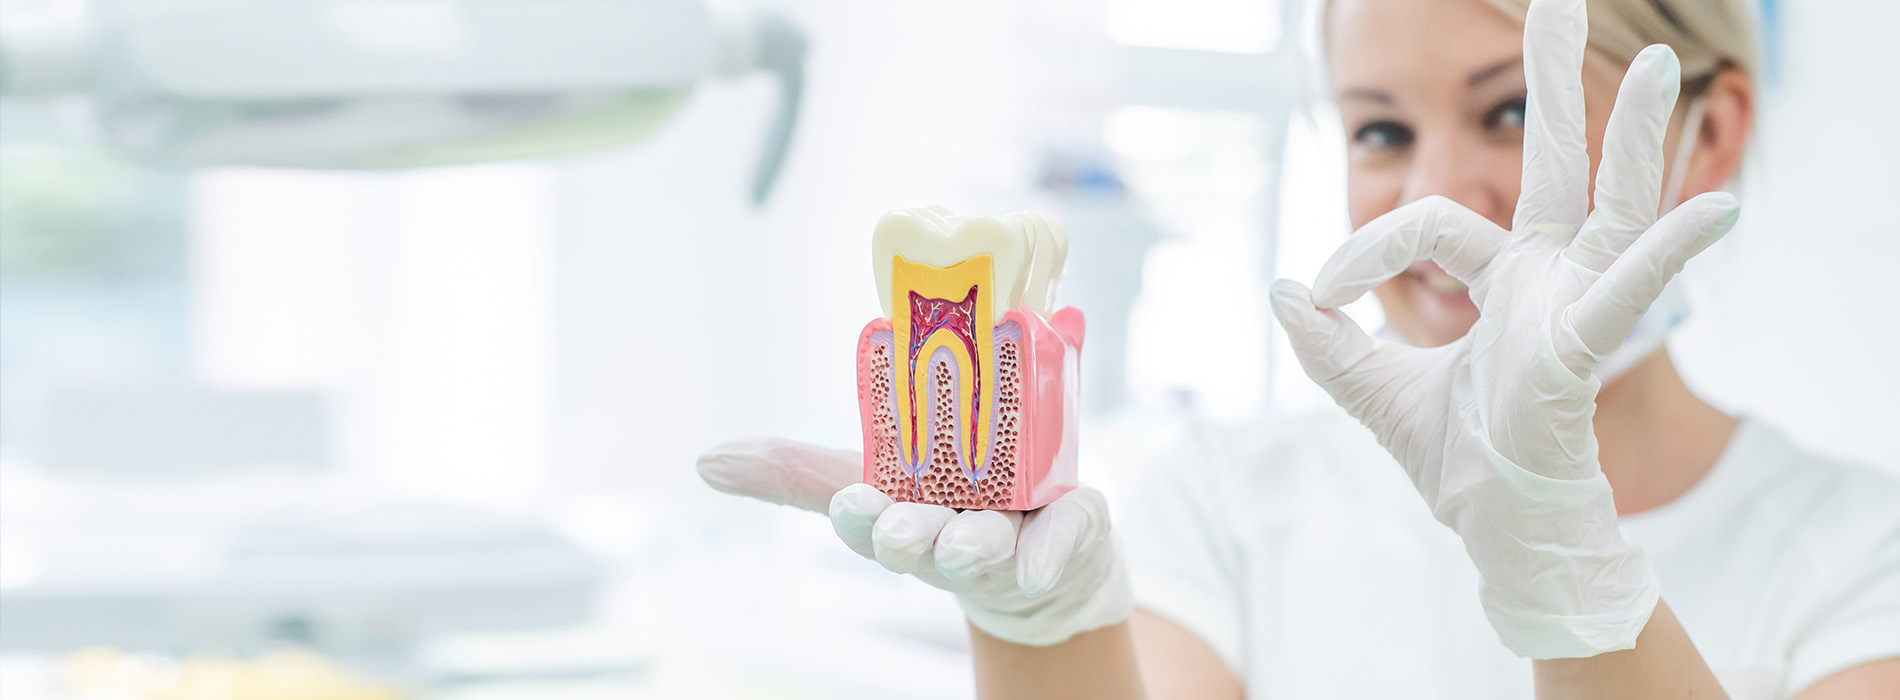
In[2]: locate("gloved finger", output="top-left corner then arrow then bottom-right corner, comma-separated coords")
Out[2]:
1310,195 -> 1508,309
1512,0 -> 1592,234
830,483 -> 894,558
697,437 -> 862,513
1017,487 -> 1112,598
1569,45 -> 1681,274
935,509 -> 1023,582
1560,192 -> 1739,370
871,502 -> 959,575
1271,279 -> 1383,385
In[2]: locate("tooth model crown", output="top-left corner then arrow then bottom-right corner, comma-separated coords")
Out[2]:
856,207 -> 1084,510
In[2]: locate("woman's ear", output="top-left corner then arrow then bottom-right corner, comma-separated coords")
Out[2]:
1681,67 -> 1754,197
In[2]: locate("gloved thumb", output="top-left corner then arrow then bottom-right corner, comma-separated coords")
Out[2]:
1017,487 -> 1112,597
696,437 -> 862,513
1269,279 -> 1380,387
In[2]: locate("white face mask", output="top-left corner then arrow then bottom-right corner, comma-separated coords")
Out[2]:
1591,95 -> 1707,383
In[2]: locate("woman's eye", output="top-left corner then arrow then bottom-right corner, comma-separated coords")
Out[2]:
1353,121 -> 1414,151
1487,97 -> 1528,130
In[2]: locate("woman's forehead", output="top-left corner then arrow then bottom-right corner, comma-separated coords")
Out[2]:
1328,0 -> 1525,86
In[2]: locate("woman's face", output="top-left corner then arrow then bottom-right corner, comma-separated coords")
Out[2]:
1328,0 -> 1629,347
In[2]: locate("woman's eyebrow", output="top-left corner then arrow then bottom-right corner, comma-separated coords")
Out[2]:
1467,53 -> 1525,87
1338,88 -> 1393,105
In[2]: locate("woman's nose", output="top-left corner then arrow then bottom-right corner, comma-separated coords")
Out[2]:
1398,136 -> 1507,225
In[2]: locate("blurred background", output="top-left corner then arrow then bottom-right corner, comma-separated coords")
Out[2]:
0,0 -> 1894,697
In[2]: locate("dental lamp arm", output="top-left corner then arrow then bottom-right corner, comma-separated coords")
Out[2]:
741,11 -> 804,204
1,0 -> 805,205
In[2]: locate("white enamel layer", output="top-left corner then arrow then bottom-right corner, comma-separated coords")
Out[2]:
872,206 -> 1069,319
1010,211 -> 1068,316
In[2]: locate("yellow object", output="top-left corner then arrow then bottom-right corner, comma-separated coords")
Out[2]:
889,253 -> 996,475
58,646 -> 406,700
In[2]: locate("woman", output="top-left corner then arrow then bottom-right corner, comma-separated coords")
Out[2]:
697,0 -> 1900,697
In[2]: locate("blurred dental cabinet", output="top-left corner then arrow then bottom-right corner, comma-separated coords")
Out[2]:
1,0 -> 813,696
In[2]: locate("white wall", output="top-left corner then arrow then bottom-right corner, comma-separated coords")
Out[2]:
192,167 -> 555,499
547,0 -> 1089,491
1671,0 -> 1900,474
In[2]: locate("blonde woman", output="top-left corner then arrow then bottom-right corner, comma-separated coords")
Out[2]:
697,0 -> 1900,697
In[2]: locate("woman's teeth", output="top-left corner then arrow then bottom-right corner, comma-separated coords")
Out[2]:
1409,268 -> 1468,294
1425,272 -> 1468,294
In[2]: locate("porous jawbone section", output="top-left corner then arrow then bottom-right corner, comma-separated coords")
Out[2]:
921,354 -> 976,505
866,340 -> 907,499
863,324 -> 1022,509
982,335 -> 1021,507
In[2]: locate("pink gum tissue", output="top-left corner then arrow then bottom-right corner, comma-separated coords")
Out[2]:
855,308 -> 1083,511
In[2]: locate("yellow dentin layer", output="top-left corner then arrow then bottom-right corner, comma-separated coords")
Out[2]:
890,254 -> 996,476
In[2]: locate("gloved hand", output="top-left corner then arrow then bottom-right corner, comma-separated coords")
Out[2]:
1267,0 -> 1740,659
696,437 -> 1131,647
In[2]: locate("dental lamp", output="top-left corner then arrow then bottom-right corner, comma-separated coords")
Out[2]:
0,0 -> 805,203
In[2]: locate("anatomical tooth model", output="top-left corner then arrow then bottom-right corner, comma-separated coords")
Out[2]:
856,207 -> 1084,510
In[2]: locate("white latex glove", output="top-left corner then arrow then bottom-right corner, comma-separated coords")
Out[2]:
1268,0 -> 1741,659
696,437 -> 1131,647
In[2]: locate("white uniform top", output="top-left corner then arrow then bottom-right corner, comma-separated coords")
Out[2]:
1119,411 -> 1900,700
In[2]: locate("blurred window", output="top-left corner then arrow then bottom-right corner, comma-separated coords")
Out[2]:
1108,0 -> 1282,53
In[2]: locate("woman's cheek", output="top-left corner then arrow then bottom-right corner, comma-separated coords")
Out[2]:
1344,162 -> 1404,230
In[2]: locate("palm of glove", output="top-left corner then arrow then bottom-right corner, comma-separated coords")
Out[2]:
1329,227 -> 1609,529
697,438 -> 1130,647
825,480 -> 1119,610
1269,0 -> 1740,658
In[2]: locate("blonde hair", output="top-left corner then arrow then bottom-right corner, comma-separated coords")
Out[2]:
1308,0 -> 1760,98
1479,0 -> 1757,93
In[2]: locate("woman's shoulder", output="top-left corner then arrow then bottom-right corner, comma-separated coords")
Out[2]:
1200,406 -> 1391,467
1702,419 -> 1900,548
1670,421 -> 1900,694
1113,405 -> 1429,558
1741,420 -> 1898,506
1136,407 -> 1409,513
